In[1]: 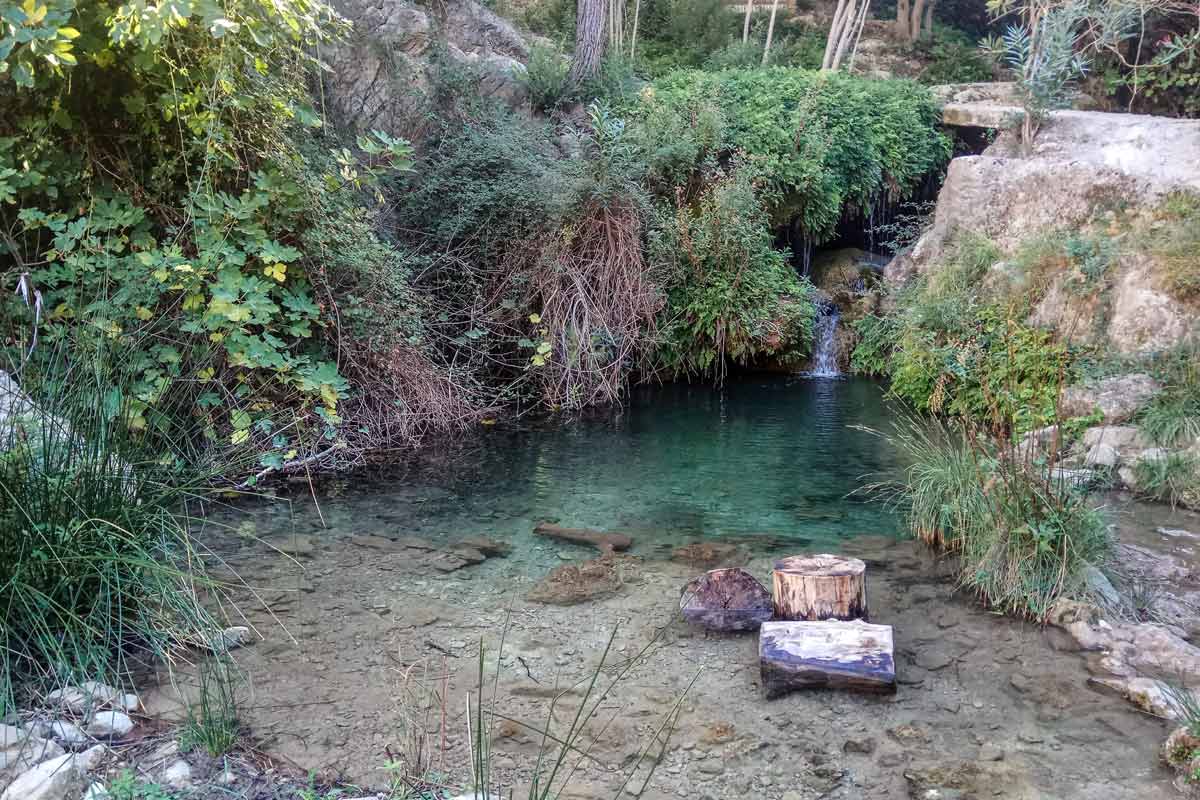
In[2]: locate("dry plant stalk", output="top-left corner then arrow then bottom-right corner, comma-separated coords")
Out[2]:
534,197 -> 663,409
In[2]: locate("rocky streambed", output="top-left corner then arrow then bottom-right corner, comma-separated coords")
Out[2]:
136,492 -> 1199,800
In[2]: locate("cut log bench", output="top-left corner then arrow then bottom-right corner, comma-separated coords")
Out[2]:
759,620 -> 895,696
772,554 -> 868,621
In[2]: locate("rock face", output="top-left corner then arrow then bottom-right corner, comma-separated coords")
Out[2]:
887,109 -> 1200,356
326,0 -> 531,135
1060,374 -> 1162,423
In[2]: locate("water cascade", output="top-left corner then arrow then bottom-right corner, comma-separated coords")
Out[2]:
805,304 -> 842,378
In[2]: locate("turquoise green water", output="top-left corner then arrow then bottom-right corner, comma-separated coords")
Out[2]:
251,376 -> 905,570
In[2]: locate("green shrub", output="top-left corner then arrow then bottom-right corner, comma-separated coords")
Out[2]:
916,29 -> 995,85
634,69 -> 951,243
850,314 -> 901,376
523,44 -> 575,111
651,166 -> 816,377
1133,452 -> 1200,509
520,0 -> 576,39
1138,341 -> 1200,447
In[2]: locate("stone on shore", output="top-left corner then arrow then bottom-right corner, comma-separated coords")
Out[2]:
0,744 -> 107,800
84,712 -> 134,740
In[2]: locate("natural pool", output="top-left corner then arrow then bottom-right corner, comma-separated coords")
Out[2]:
158,376 -> 1183,799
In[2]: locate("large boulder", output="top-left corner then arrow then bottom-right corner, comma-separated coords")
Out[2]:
1060,374 -> 1162,423
886,109 -> 1200,355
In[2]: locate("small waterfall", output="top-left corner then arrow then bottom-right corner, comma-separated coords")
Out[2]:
805,305 -> 842,378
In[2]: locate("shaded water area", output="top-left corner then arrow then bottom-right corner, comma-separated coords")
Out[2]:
158,377 -> 1183,799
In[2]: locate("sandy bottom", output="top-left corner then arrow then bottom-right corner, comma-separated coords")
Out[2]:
140,496 -> 1200,800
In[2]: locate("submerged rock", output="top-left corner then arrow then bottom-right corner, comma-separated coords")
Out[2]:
533,522 -> 632,553
670,542 -> 742,568
527,556 -> 631,605
679,568 -> 772,632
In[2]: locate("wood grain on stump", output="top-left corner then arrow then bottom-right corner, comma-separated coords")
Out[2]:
772,554 -> 867,621
759,620 -> 895,697
679,568 -> 773,632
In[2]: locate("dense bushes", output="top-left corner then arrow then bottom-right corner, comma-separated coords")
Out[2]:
652,167 -> 816,377
853,235 -> 1069,434
634,69 -> 952,242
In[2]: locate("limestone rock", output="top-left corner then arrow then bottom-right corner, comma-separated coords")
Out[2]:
0,733 -> 65,777
886,110 -> 1200,357
44,721 -> 88,749
211,626 -> 251,652
326,0 -> 531,136
162,759 -> 193,789
0,744 -> 106,800
83,712 -> 133,740
1061,374 -> 1161,423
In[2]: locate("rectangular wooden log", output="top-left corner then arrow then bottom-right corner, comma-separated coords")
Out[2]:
759,620 -> 895,697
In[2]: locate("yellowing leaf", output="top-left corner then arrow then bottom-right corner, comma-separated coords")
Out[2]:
319,383 -> 338,409
58,26 -> 80,38
480,418 -> 496,426
197,367 -> 215,380
182,292 -> 204,311
135,306 -> 154,320
529,313 -> 541,324
153,268 -> 170,282
262,262 -> 287,282
209,332 -> 224,342
231,429 -> 249,445
283,448 -> 298,460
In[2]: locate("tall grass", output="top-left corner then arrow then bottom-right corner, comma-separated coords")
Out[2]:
0,332 -> 236,711
863,414 -> 1112,619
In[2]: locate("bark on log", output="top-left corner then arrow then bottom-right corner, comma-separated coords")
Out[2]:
772,554 -> 867,621
759,620 -> 895,696
533,522 -> 632,552
679,568 -> 773,632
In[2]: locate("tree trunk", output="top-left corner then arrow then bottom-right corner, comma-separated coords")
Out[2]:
907,0 -> 927,41
772,554 -> 868,621
759,620 -> 896,697
629,0 -> 641,59
761,0 -> 781,65
533,522 -> 632,552
570,0 -> 607,86
742,0 -> 755,44
830,0 -> 860,70
920,0 -> 934,38
822,0 -> 851,69
846,0 -> 871,70
894,0 -> 911,39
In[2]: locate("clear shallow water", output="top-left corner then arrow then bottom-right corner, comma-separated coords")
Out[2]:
242,376 -> 906,566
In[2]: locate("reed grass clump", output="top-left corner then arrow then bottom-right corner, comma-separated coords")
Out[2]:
0,338 -> 228,711
865,415 -> 1112,620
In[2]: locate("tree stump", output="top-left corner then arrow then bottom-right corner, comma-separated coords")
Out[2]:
759,620 -> 895,697
679,568 -> 773,632
772,554 -> 868,621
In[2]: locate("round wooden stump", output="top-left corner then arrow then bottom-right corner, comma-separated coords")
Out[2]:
772,554 -> 868,621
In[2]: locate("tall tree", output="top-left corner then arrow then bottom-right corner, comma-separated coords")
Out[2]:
743,0 -> 756,43
571,0 -> 608,85
823,0 -> 870,69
